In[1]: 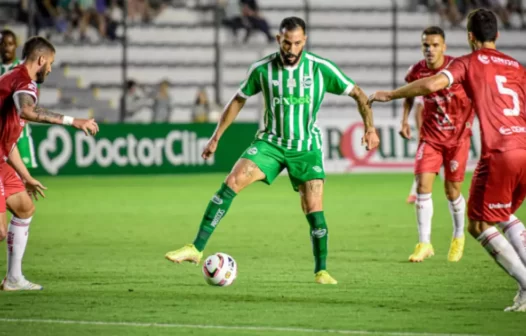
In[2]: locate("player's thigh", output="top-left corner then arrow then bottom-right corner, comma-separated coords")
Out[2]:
286,149 -> 325,193
230,141 -> 284,192
443,138 -> 470,183
467,151 -> 524,223
298,179 -> 324,214
414,141 -> 443,176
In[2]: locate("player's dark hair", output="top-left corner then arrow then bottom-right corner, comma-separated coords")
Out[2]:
422,26 -> 445,40
279,17 -> 306,33
21,36 -> 55,61
0,29 -> 17,44
467,8 -> 498,43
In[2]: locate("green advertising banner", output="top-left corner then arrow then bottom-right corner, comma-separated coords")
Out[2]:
30,123 -> 259,176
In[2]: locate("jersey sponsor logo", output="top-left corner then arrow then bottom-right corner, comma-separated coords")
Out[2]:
272,95 -> 311,107
272,80 -> 279,86
312,166 -> 323,173
489,202 -> 512,209
27,83 -> 37,91
490,56 -> 520,68
287,77 -> 296,88
499,126 -> 526,135
478,54 -> 490,64
247,147 -> 258,155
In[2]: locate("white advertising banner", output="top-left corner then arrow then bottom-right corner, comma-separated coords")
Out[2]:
317,117 -> 481,173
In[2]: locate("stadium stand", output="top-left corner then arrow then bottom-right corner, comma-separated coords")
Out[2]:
3,0 -> 526,123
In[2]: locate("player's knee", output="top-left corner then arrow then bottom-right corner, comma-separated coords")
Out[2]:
302,197 -> 322,214
12,200 -> 35,219
225,173 -> 247,193
468,220 -> 484,238
444,182 -> 461,201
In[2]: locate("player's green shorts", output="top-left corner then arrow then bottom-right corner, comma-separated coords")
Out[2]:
17,124 -> 38,169
239,140 -> 325,191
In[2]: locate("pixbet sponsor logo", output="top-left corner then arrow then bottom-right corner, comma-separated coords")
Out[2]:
272,95 -> 311,107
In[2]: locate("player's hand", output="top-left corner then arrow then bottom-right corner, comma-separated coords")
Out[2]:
361,128 -> 380,151
25,178 -> 47,201
368,91 -> 393,106
399,122 -> 412,139
73,118 -> 99,136
202,137 -> 219,160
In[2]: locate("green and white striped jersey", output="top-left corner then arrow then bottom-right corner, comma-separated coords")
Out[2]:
238,51 -> 355,151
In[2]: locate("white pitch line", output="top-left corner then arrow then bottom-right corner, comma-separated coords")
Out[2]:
0,318 -> 491,336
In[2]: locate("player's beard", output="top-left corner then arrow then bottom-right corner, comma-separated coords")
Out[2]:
36,66 -> 47,84
280,47 -> 303,66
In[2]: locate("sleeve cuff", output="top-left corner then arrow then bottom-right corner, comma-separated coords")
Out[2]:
237,89 -> 249,99
439,70 -> 454,89
341,83 -> 355,96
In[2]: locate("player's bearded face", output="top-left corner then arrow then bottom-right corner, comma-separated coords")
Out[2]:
278,29 -> 306,66
36,54 -> 54,84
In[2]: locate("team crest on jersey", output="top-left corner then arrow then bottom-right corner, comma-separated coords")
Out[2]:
478,54 -> 490,65
272,80 -> 279,87
312,166 -> 322,173
450,160 -> 459,172
287,77 -> 296,88
302,76 -> 313,88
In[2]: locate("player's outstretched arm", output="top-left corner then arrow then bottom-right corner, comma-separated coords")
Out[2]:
349,86 -> 380,150
201,94 -> 246,159
7,147 -> 46,200
368,73 -> 450,104
13,92 -> 99,136
399,97 -> 415,139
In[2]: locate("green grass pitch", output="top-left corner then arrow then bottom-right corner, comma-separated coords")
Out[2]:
0,173 -> 524,336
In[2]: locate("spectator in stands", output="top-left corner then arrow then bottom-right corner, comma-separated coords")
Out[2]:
240,0 -> 273,44
152,79 -> 172,123
74,0 -> 107,41
192,87 -> 222,123
508,0 -> 526,29
128,0 -> 152,23
121,80 -> 148,122
219,0 -> 249,44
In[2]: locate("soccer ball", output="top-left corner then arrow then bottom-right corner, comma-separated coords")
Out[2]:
202,253 -> 237,286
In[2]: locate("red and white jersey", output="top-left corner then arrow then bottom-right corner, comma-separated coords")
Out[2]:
441,48 -> 526,156
406,55 -> 475,145
0,65 -> 38,161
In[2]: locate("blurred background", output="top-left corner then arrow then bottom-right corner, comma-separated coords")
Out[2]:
0,0 -> 525,176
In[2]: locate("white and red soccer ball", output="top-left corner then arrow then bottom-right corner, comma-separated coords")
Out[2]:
202,253 -> 237,286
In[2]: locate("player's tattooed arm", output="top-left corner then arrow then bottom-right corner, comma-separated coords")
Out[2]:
349,86 -> 375,131
14,92 -> 65,124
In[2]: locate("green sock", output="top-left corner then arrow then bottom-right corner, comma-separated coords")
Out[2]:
193,183 -> 237,251
306,211 -> 328,273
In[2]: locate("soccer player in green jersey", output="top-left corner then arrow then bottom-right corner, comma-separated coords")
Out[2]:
165,17 -> 380,284
1,29 -> 38,170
